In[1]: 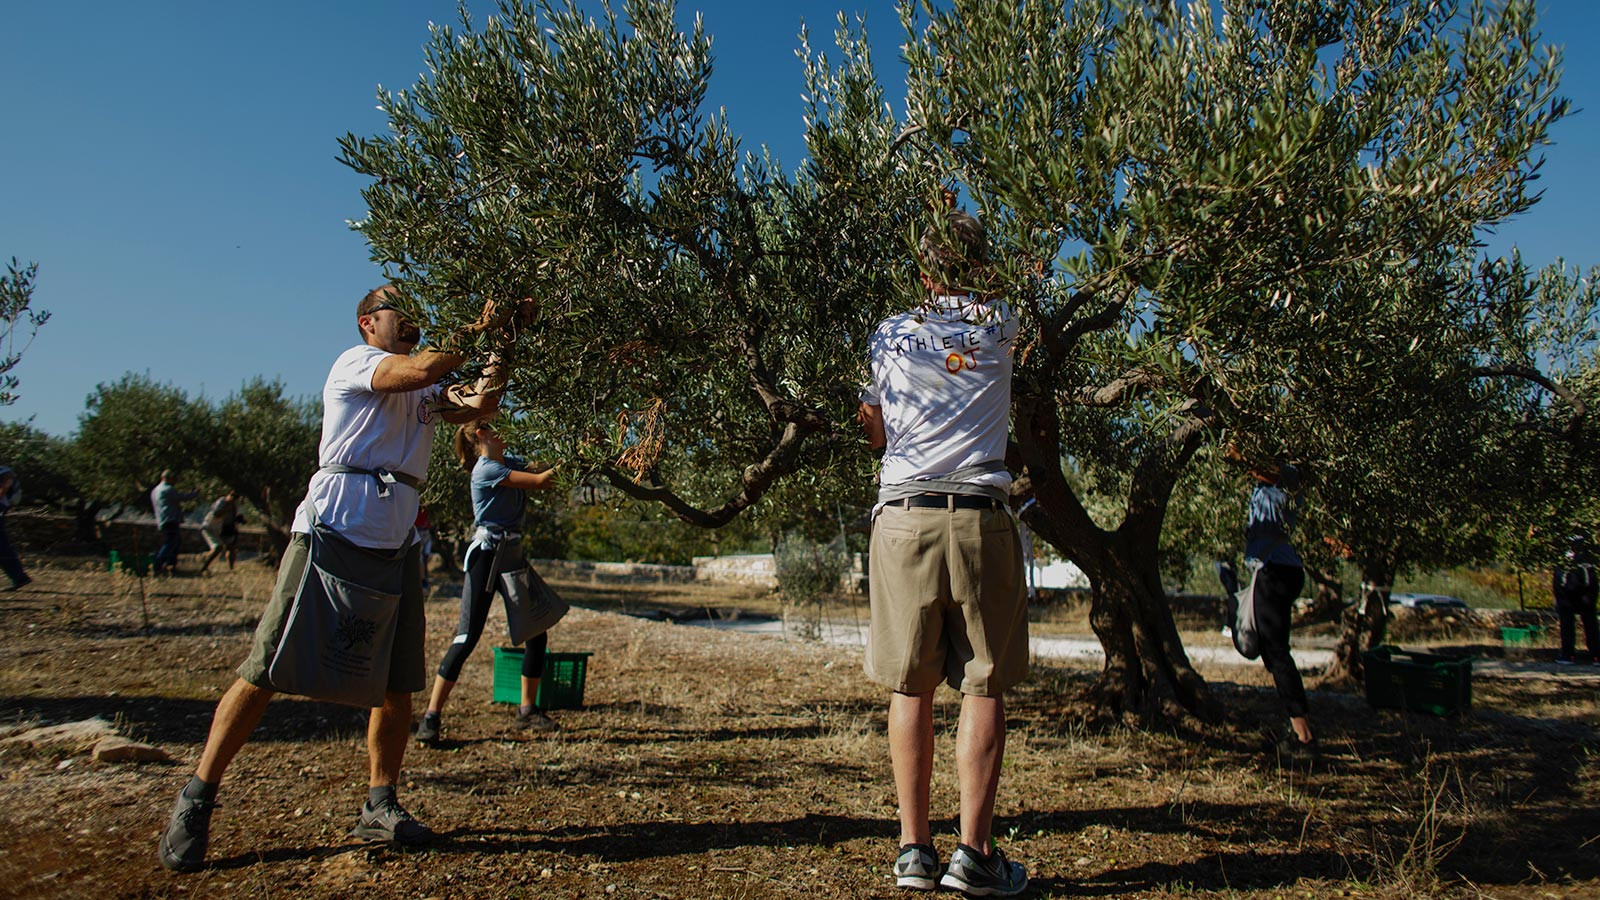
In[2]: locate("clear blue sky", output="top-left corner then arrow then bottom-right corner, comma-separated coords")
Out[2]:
4,1 -> 1597,438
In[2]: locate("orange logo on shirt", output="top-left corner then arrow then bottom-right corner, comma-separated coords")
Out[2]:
945,350 -> 980,372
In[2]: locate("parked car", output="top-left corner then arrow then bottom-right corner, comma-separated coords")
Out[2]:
1387,592 -> 1469,610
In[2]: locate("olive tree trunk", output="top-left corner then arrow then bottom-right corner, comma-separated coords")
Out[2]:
1014,394 -> 1212,721
1323,561 -> 1393,687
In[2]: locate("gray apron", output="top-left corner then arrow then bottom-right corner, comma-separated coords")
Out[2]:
267,516 -> 408,708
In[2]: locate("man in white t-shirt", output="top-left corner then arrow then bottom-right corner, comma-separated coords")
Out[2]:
159,285 -> 512,872
857,210 -> 1029,897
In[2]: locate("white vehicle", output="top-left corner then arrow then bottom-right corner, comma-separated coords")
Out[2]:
1387,592 -> 1469,610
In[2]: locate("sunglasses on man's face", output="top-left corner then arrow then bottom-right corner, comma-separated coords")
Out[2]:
368,302 -> 404,315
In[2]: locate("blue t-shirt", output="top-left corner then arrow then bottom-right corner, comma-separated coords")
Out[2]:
1244,483 -> 1301,567
471,454 -> 528,529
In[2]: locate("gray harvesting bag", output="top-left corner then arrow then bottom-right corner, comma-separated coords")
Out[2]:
267,523 -> 406,708
501,565 -> 568,644
498,534 -> 568,645
1231,560 -> 1264,660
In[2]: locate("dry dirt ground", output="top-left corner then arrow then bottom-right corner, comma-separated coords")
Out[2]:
1,556 -> 1597,900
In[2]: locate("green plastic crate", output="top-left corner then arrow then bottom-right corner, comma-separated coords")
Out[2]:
109,550 -> 152,576
1500,625 -> 1545,646
1363,645 -> 1472,716
491,647 -> 593,709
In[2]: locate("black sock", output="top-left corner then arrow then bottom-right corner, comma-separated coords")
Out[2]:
368,785 -> 397,807
422,710 -> 440,722
182,776 -> 217,802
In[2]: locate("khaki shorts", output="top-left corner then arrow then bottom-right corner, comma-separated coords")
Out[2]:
866,503 -> 1029,696
237,533 -> 426,695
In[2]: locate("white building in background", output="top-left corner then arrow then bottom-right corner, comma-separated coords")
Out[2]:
1030,558 -> 1089,591
1018,519 -> 1087,594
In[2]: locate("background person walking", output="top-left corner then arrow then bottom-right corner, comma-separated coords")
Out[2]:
857,209 -> 1028,897
416,421 -> 559,742
198,490 -> 244,574
150,470 -> 198,575
1240,462 -> 1316,756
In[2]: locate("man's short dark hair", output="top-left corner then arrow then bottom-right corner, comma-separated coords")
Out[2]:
919,210 -> 988,292
356,285 -> 398,337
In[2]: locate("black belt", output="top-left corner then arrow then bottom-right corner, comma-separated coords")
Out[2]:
891,493 -> 1003,511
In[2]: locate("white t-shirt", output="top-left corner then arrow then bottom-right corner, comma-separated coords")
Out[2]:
292,344 -> 443,549
863,297 -> 1018,488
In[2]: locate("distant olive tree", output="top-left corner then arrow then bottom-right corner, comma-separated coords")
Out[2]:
0,258 -> 49,406
73,374 -> 217,509
203,378 -> 321,559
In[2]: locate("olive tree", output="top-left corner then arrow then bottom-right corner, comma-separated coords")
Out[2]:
889,0 -> 1566,717
73,374 -> 218,509
340,0 -> 922,537
203,378 -> 321,559
71,375 -> 322,558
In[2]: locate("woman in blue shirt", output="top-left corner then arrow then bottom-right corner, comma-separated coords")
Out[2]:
416,421 -> 558,741
1242,463 -> 1315,756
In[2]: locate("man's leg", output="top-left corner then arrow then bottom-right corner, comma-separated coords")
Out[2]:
1558,596 -> 1577,661
160,678 -> 274,871
195,679 -> 275,783
167,523 -> 181,571
369,690 -> 411,787
1581,596 -> 1600,662
353,689 -> 434,846
889,690 -> 935,848
955,693 -> 1005,853
351,542 -> 435,847
0,518 -> 30,588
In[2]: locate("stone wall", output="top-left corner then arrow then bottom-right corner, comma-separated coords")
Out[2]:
690,553 -> 777,587
530,554 -> 783,589
532,558 -> 698,585
5,510 -> 271,559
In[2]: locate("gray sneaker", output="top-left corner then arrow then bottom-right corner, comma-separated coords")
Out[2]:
514,708 -> 558,732
158,789 -> 219,872
894,843 -> 940,890
350,796 -> 435,846
414,712 -> 441,743
939,843 -> 1028,897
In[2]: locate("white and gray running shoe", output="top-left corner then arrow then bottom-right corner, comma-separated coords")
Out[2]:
351,796 -> 435,846
894,843 -> 940,890
158,789 -> 219,872
939,843 -> 1028,897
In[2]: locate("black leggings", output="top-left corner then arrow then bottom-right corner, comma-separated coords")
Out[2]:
436,540 -> 547,682
1254,562 -> 1309,719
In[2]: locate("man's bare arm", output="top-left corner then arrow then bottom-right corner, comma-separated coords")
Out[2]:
858,402 -> 886,449
370,348 -> 467,394
371,297 -> 519,395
